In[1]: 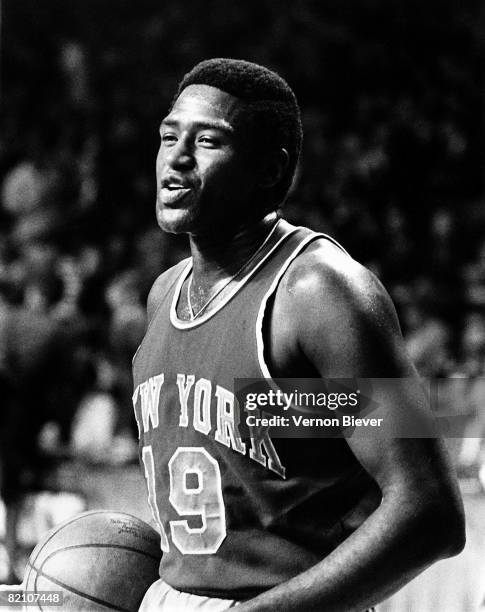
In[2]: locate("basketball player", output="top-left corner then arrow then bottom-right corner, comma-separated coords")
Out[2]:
132,59 -> 465,611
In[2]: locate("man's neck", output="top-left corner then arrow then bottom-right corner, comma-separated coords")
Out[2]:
188,212 -> 280,285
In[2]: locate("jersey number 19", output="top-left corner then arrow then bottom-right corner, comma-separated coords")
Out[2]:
142,446 -> 227,554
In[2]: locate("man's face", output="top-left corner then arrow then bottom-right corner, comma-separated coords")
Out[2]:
156,84 -> 257,235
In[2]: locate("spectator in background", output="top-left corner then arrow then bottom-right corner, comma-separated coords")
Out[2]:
0,270 -> 88,581
401,279 -> 453,378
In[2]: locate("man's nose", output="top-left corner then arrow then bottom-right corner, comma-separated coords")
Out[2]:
166,137 -> 195,170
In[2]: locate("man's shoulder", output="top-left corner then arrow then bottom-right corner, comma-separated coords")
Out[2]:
281,237 -> 390,318
147,258 -> 190,322
273,233 -> 406,376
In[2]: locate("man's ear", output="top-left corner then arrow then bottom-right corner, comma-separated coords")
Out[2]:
258,148 -> 289,188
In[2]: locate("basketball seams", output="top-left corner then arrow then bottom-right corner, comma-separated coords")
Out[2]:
28,510 -> 109,570
36,542 -> 161,566
25,510 -> 160,611
25,511 -> 115,596
31,570 -> 131,611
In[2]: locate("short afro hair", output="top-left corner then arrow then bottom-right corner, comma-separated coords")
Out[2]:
173,58 -> 303,206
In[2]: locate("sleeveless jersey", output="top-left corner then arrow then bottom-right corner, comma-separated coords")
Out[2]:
132,224 -> 381,600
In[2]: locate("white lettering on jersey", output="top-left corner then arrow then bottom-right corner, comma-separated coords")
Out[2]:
193,378 -> 212,435
248,409 -> 286,478
168,447 -> 226,554
133,373 -> 286,479
140,373 -> 164,432
177,374 -> 195,427
214,385 -> 246,455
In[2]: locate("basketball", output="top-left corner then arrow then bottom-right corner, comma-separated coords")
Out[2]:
23,510 -> 162,611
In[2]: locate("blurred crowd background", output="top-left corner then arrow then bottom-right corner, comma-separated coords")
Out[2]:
0,0 -> 485,592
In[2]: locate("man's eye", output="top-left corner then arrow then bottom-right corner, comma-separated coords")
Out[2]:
198,136 -> 219,147
161,134 -> 177,145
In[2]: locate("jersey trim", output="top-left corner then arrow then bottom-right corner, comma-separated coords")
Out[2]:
132,259 -> 190,365
170,228 -> 299,330
256,233 -> 349,380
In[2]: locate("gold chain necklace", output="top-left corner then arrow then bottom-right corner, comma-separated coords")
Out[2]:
187,220 -> 280,321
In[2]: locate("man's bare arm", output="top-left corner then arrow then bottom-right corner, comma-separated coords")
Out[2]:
237,243 -> 465,612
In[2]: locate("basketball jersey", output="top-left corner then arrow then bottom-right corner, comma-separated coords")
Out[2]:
132,224 -> 381,600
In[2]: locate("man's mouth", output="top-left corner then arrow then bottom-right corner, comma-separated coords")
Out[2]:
159,184 -> 192,206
